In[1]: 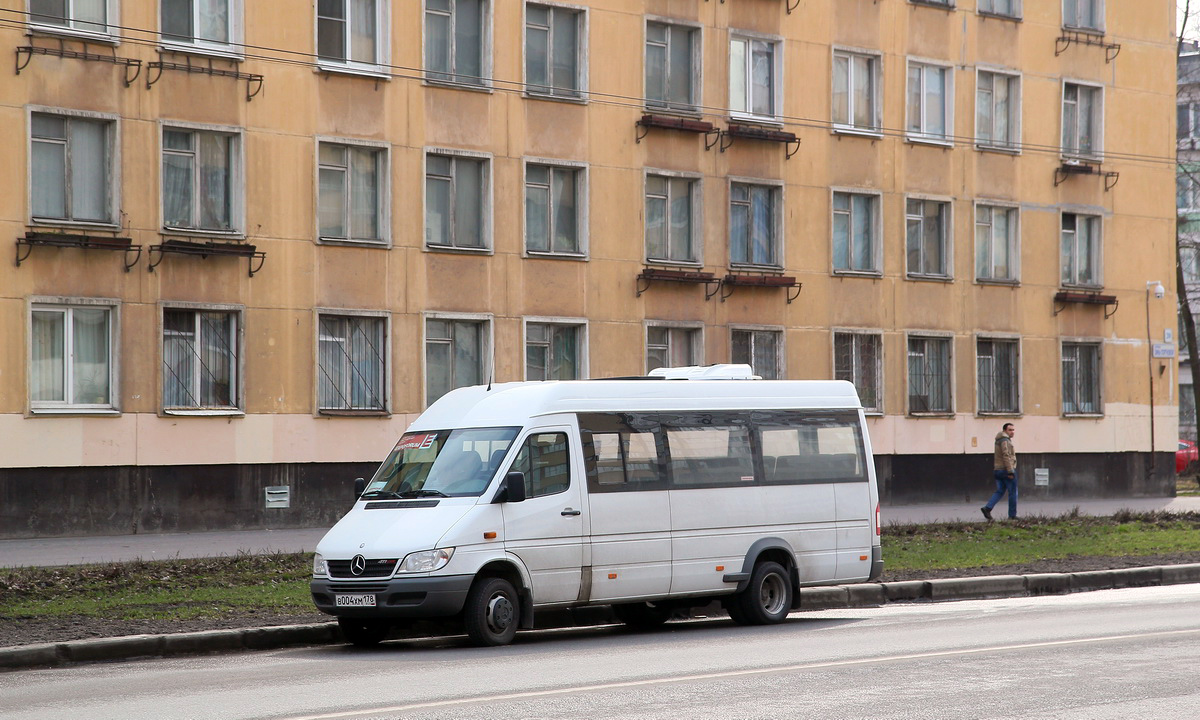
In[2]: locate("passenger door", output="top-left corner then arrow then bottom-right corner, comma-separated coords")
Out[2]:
501,428 -> 586,605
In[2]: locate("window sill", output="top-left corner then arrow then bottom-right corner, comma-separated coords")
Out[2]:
977,411 -> 1022,418
524,91 -> 588,105
832,126 -> 883,139
863,410 -> 885,417
159,43 -> 244,62
525,250 -> 588,261
978,11 -> 1021,21
1063,412 -> 1104,419
1059,284 -> 1105,293
976,277 -> 1020,287
644,258 -> 704,269
29,407 -> 120,417
644,105 -> 703,118
163,409 -> 245,417
908,412 -> 955,418
317,237 -> 391,249
425,243 -> 493,255
423,77 -> 493,93
906,274 -> 954,283
318,409 -> 390,417
1062,25 -> 1105,36
909,0 -> 955,10
28,25 -> 119,45
162,228 -> 246,241
833,269 -> 883,278
906,135 -> 954,148
729,113 -> 783,128
976,143 -> 1021,155
1061,153 -> 1104,165
316,63 -> 392,81
30,218 -> 121,232
729,263 -> 785,273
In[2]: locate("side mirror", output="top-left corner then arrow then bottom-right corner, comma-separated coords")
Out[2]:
353,477 -> 366,501
493,471 -> 526,504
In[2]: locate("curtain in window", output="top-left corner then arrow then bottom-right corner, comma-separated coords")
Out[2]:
551,10 -> 577,94
551,168 -> 576,253
31,115 -> 67,219
425,155 -> 452,245
729,40 -> 746,113
455,0 -> 483,81
669,178 -> 693,261
71,119 -> 107,221
318,145 -> 347,238
198,132 -> 231,230
852,55 -> 872,128
551,325 -> 578,380
750,41 -> 773,116
163,310 -> 196,407
200,313 -> 234,406
526,165 -> 551,251
350,147 -> 378,240
750,185 -> 774,265
668,28 -> 691,108
454,159 -> 483,248
163,131 -> 194,227
925,67 -> 945,136
348,318 -> 383,409
31,310 -> 65,402
72,308 -> 109,405
200,0 -> 230,43
350,0 -> 376,64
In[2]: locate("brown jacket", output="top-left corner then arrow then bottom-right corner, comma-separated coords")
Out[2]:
994,431 -> 1016,473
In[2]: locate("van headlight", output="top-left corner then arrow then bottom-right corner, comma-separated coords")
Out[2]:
312,553 -> 329,577
398,548 -> 454,573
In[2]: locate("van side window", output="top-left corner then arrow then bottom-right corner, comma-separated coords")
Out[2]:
580,413 -> 666,492
663,424 -> 755,487
511,432 -> 571,498
760,414 -> 866,484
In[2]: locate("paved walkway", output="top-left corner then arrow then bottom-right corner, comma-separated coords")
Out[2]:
2,496 -> 1198,568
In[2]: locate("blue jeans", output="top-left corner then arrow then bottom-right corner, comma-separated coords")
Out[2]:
985,469 -> 1017,518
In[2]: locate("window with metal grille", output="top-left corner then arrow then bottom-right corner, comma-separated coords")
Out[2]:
1062,342 -> 1101,415
526,322 -> 581,380
318,314 -> 386,412
163,309 -> 239,410
835,332 -> 882,412
732,329 -> 780,380
908,336 -> 952,414
977,338 -> 1018,414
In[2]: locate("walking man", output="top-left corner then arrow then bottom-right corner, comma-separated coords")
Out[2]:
981,423 -> 1017,520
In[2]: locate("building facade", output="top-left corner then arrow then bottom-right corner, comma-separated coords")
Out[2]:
0,0 -> 1180,538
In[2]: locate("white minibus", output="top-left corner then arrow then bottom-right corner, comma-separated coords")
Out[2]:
310,365 -> 882,646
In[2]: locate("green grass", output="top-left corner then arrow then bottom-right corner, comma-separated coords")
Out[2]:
883,510 -> 1200,571
4,512 -> 1200,622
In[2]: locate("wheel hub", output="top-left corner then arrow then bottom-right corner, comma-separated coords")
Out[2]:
486,594 -> 514,633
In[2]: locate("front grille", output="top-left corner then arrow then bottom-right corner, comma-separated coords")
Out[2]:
328,558 -> 398,579
328,583 -> 389,593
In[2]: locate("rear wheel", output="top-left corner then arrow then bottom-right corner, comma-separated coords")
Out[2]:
337,617 -> 391,647
463,577 -> 520,646
611,602 -> 673,629
734,561 -> 792,625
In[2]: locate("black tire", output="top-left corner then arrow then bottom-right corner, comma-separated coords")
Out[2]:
734,561 -> 793,625
611,602 -> 672,629
463,577 -> 520,646
337,617 -> 391,647
721,596 -> 751,626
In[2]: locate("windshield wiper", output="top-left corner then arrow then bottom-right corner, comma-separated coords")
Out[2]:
359,490 -> 403,500
397,489 -> 450,498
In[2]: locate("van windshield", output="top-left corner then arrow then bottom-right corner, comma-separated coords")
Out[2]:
362,427 -> 520,499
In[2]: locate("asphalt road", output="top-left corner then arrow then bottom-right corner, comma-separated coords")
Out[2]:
3,584 -> 1197,719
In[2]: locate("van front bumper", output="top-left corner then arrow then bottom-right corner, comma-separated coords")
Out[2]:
311,574 -> 474,619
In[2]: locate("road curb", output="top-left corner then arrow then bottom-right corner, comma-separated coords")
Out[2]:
5,565 -> 1200,671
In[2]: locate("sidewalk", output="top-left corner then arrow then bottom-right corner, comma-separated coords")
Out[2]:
1,496 -> 1198,568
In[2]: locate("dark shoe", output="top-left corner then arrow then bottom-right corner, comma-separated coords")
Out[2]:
981,506 -> 993,521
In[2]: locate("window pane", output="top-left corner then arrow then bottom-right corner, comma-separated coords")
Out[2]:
163,152 -> 194,227
526,25 -> 549,91
452,321 -> 482,388
197,133 -> 231,229
425,173 -> 451,246
645,38 -> 667,104
31,0 -> 67,26
925,67 -> 945,136
551,325 -> 579,380
551,10 -> 578,94
72,308 -> 109,405
163,310 -> 196,407
350,0 -> 377,64
729,39 -> 746,113
907,65 -> 922,132
317,16 -> 346,60
852,195 -> 873,271
551,168 -> 577,253
455,0 -> 483,81
75,0 -> 106,32
349,148 -> 379,240
425,9 -> 450,76
832,54 -> 849,125
731,331 -> 750,366
526,179 -> 550,252
31,138 -> 67,219
645,189 -> 666,259
199,0 -> 230,43
667,28 -> 692,107
669,179 -> 693,261
199,312 -> 234,406
852,55 -> 873,128
31,310 -> 65,402
832,196 -> 849,270
454,159 -> 483,247
320,166 -> 347,238
70,119 -> 108,222
750,41 -> 773,116
163,0 -> 193,42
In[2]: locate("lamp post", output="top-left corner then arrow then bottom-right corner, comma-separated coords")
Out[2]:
1146,280 -> 1165,474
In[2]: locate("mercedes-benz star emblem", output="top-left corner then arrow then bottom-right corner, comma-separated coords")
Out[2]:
350,554 -> 367,576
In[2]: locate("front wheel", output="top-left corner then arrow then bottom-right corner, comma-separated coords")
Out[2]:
337,617 -> 391,647
463,577 -> 520,646
733,561 -> 792,625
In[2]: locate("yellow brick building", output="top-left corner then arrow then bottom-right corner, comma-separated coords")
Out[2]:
0,1 -> 1180,537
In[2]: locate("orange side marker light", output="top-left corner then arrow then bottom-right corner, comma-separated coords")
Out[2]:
484,532 -> 497,540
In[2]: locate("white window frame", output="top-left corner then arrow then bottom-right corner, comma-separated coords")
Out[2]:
644,17 -> 701,114
523,316 -> 588,381
978,0 -> 1021,18
424,147 -> 493,253
975,334 -> 1021,416
160,301 -> 244,415
906,332 -> 954,416
523,156 -> 588,258
315,308 -> 390,415
1060,210 -> 1103,288
1063,0 -> 1104,32
523,1 -> 587,101
159,120 -> 245,237
906,58 -> 954,146
27,0 -> 118,41
730,324 -> 784,380
729,177 -> 784,270
424,311 -> 493,407
975,67 -> 1021,152
905,195 -> 953,280
159,0 -> 244,59
728,30 -> 783,123
28,296 -> 120,414
1061,339 -> 1103,416
974,201 -> 1020,283
831,47 -> 882,136
27,106 -> 121,228
833,329 -> 884,414
645,321 -> 703,374
1061,80 -> 1104,161
644,169 -> 702,266
315,136 -> 390,246
831,187 -> 883,275
423,0 -> 493,89
315,0 -> 390,77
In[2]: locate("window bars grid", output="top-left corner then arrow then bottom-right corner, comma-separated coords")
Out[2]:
318,315 -> 385,411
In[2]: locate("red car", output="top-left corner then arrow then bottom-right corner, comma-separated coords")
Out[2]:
1177,440 -> 1199,474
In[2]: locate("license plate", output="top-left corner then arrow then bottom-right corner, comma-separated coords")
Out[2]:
335,594 -> 377,607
